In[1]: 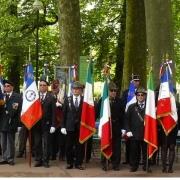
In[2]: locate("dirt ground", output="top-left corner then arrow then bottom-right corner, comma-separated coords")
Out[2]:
0,155 -> 179,177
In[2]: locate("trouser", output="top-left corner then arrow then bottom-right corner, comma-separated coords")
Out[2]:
0,131 -> 15,163
66,131 -> 85,166
33,130 -> 50,164
18,126 -> 28,154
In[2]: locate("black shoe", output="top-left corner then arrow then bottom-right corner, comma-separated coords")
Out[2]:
43,162 -> 49,168
168,168 -> 173,173
66,164 -> 73,169
122,161 -> 128,164
8,161 -> 15,166
34,161 -> 43,167
130,167 -> 138,172
112,166 -> 120,171
102,166 -> 107,171
16,153 -> 23,158
162,168 -> 167,173
0,160 -> 8,165
75,165 -> 84,170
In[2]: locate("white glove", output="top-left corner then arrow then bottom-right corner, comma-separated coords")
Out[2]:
126,131 -> 133,137
18,127 -> 22,132
61,128 -> 67,135
50,127 -> 56,134
121,129 -> 126,136
56,101 -> 62,107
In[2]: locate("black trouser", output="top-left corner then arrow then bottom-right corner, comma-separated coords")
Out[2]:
129,139 -> 147,169
33,130 -> 50,164
66,130 -> 85,166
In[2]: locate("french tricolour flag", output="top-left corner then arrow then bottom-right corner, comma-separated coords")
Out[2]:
21,64 -> 42,130
157,65 -> 177,135
125,80 -> 136,112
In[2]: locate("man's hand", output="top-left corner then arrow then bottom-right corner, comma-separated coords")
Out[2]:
50,127 -> 56,134
61,128 -> 67,135
126,131 -> 133,137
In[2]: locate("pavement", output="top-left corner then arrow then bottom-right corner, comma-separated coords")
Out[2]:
0,155 -> 179,177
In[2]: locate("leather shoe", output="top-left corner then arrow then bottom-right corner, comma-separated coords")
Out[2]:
34,162 -> 43,167
8,161 -> 15,166
162,168 -> 167,173
43,163 -> 49,168
113,166 -> 120,171
130,167 -> 137,172
75,165 -> 84,170
0,161 -> 8,165
102,166 -> 107,171
66,164 -> 73,169
168,168 -> 173,173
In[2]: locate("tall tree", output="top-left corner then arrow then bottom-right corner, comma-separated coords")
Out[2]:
144,0 -> 174,87
58,0 -> 81,66
123,0 -> 147,89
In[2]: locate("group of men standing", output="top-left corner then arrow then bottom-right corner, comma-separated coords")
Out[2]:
0,74 -> 179,174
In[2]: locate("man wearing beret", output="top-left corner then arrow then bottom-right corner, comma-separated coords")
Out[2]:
125,87 -> 149,172
61,81 -> 85,170
32,79 -> 56,168
0,80 -> 22,165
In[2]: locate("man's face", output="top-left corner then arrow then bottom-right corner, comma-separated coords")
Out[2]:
133,80 -> 140,88
72,87 -> 82,96
109,89 -> 117,99
136,93 -> 146,103
4,83 -> 13,93
39,82 -> 48,93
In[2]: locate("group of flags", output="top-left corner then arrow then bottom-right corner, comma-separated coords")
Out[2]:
0,59 -> 178,161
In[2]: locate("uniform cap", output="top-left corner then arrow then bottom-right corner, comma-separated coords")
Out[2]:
132,74 -> 140,81
109,82 -> 118,90
135,87 -> 146,95
72,81 -> 83,89
3,79 -> 14,86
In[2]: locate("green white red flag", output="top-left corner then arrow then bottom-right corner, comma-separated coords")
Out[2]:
144,70 -> 158,158
79,61 -> 96,143
98,80 -> 112,159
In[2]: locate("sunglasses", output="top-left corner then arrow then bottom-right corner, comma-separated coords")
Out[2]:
137,93 -> 144,97
110,89 -> 117,92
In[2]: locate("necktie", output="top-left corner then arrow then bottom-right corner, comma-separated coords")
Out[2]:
140,103 -> 144,109
40,94 -> 44,102
75,97 -> 78,108
6,94 -> 9,101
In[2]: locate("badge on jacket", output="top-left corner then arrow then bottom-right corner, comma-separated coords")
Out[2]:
12,103 -> 19,110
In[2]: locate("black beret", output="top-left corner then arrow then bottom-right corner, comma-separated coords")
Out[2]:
3,79 -> 14,86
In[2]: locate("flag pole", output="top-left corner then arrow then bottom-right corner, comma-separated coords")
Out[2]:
28,130 -> 32,167
84,142 -> 87,169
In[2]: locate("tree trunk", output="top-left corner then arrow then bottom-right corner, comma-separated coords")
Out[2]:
58,0 -> 81,66
123,0 -> 147,89
144,0 -> 174,87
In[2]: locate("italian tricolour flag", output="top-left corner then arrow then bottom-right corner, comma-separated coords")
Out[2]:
144,70 -> 158,158
98,80 -> 112,159
79,61 -> 96,143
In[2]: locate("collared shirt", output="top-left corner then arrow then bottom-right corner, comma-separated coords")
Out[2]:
73,95 -> 80,107
4,92 -> 13,101
138,102 -> 145,109
40,92 -> 47,101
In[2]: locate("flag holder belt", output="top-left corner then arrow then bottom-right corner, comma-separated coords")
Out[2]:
135,107 -> 144,122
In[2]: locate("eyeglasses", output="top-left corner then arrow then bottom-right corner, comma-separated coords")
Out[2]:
137,93 -> 144,97
110,89 -> 117,92
4,85 -> 11,87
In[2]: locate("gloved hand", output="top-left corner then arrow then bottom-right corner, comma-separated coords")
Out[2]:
56,101 -> 62,107
121,129 -> 126,136
61,128 -> 67,135
126,131 -> 133,137
50,127 -> 56,134
18,127 -> 22,132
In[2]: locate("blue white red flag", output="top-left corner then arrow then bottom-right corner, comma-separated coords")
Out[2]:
21,64 -> 42,129
0,64 -> 4,105
125,80 -> 136,112
157,65 -> 177,135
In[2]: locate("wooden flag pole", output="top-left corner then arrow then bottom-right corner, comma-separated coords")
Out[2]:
28,130 -> 32,167
84,142 -> 87,169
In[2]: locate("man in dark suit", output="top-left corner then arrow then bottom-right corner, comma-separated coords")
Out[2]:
125,87 -> 148,172
0,80 -> 22,165
121,75 -> 140,164
33,79 -> 56,168
61,81 -> 85,170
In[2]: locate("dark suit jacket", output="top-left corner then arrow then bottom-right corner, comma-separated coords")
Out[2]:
62,95 -> 83,131
125,102 -> 145,140
0,92 -> 22,132
33,92 -> 56,132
